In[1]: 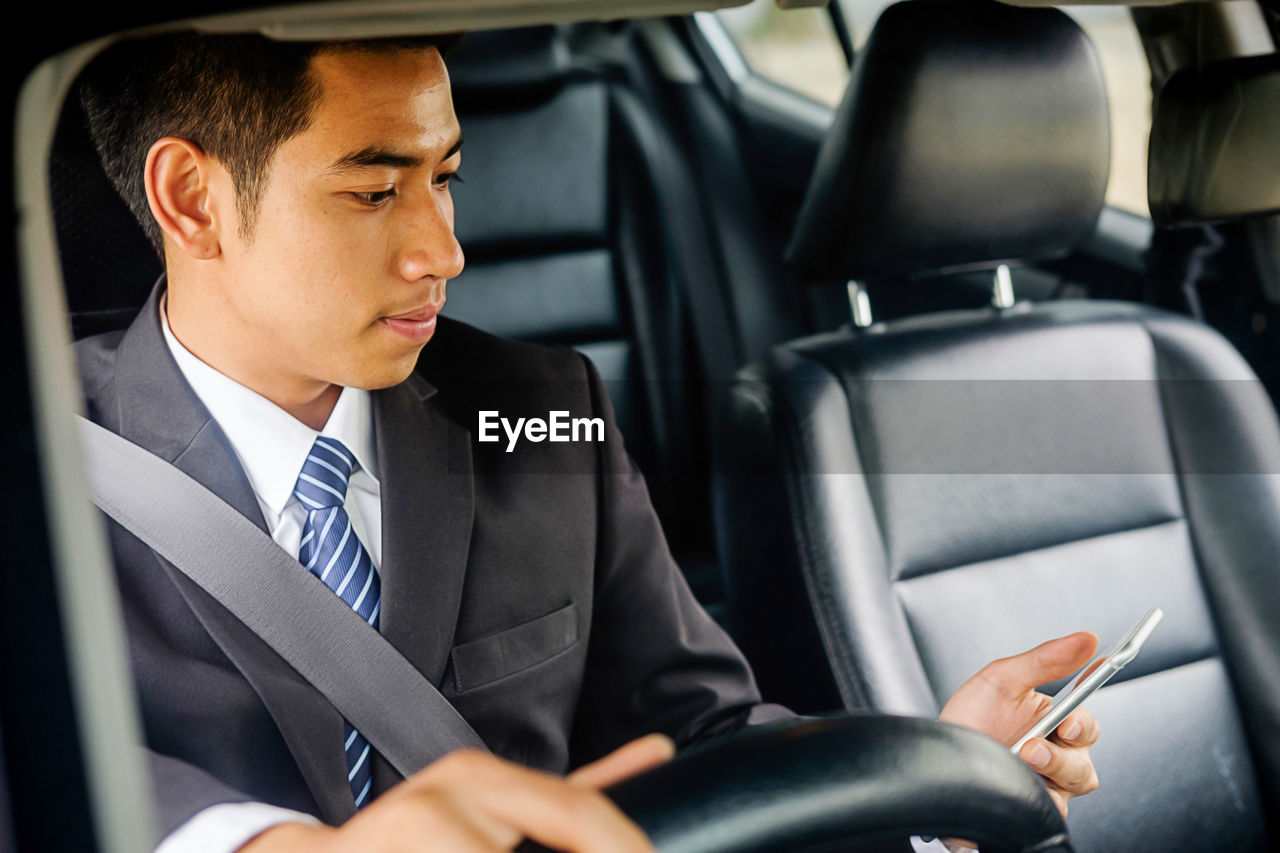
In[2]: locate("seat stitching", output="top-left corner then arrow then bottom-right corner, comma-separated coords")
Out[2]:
894,516 -> 1188,584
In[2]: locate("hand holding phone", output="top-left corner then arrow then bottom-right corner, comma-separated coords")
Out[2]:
1011,608 -> 1163,754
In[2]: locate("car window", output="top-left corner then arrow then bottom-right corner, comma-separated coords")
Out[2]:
1061,6 -> 1152,216
715,1 -> 850,106
720,1 -> 1153,217
834,0 -> 894,50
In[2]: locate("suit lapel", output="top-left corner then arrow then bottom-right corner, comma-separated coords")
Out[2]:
357,372 -> 480,798
112,284 -> 265,530
373,372 -> 475,690
111,282 -> 356,823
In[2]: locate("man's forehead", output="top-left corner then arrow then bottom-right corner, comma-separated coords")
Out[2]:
311,44 -> 449,91
304,47 -> 460,161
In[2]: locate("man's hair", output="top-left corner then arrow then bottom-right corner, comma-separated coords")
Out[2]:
79,31 -> 463,256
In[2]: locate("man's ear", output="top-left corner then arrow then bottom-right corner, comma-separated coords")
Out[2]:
143,137 -> 226,260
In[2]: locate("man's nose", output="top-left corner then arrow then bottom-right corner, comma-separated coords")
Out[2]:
396,194 -> 465,283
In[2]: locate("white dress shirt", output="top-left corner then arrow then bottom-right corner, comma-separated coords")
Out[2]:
156,298 -> 381,852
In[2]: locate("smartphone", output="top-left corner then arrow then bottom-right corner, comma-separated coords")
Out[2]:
1010,608 -> 1164,754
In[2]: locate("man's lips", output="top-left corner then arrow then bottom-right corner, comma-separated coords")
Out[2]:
380,303 -> 443,341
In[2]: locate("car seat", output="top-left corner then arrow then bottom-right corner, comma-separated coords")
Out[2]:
442,23 -> 806,616
713,2 -> 1280,851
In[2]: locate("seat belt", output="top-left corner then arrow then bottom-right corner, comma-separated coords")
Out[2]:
612,86 -> 741,387
75,416 -> 488,778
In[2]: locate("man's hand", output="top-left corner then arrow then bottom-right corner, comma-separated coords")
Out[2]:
939,631 -> 1102,819
242,734 -> 675,852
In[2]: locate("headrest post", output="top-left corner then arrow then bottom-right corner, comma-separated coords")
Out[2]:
847,280 -> 874,328
992,265 -> 1015,309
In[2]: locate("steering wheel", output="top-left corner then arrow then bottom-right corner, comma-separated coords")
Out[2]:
602,716 -> 1072,853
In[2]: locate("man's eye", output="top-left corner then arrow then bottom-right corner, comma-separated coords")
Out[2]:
350,189 -> 396,207
434,170 -> 465,189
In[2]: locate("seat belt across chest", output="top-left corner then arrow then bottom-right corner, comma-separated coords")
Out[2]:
76,416 -> 488,777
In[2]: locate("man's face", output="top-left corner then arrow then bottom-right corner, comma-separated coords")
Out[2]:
214,46 -> 464,390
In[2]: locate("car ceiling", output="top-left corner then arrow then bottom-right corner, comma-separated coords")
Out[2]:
196,0 -> 752,40
194,0 -> 1214,41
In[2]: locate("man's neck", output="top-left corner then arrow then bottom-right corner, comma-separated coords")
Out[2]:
163,289 -> 341,431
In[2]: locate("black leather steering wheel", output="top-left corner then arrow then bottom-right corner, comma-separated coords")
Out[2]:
603,716 -> 1072,853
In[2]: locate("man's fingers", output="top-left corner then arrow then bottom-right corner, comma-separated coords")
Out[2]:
431,751 -> 654,853
981,631 -> 1099,696
476,772 -> 653,852
1055,707 -> 1100,747
1019,738 -> 1099,797
401,799 -> 509,853
1046,785 -> 1070,820
335,779 -> 515,852
568,734 -> 675,790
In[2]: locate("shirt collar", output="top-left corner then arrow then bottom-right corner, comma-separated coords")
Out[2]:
159,295 -> 380,516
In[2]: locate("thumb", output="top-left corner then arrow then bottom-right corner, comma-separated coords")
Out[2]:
567,733 -> 675,790
982,631 -> 1099,695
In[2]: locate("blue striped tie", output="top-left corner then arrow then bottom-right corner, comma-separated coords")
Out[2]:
293,436 -> 380,808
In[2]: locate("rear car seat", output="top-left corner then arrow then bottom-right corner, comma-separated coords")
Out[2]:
444,26 -> 701,555
714,2 -> 1279,850
443,24 -> 797,615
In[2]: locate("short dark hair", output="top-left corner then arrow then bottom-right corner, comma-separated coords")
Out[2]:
78,30 -> 463,256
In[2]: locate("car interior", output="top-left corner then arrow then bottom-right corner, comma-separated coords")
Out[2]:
4,0 -> 1280,851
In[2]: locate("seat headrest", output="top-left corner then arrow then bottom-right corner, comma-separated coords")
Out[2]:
786,0 -> 1110,281
447,25 -> 574,104
51,86 -> 161,338
1148,53 -> 1280,226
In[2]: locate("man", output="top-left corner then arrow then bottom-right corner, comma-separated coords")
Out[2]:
74,30 -> 1101,853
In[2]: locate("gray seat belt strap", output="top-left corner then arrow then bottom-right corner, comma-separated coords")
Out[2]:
76,416 -> 487,777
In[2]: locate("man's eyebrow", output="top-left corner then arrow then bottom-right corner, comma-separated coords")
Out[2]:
443,131 -> 464,161
325,132 -> 464,175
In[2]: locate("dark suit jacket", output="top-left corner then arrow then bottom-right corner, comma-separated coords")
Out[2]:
76,284 -> 792,839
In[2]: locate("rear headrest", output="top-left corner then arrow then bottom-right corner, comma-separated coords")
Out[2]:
786,0 -> 1110,281
1148,54 -> 1280,226
447,26 -> 573,104
51,85 -> 161,339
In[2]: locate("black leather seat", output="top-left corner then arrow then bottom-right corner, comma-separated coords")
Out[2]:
446,26 -> 684,472
714,3 -> 1280,851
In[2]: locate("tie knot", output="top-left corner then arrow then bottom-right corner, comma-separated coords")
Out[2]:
294,437 -> 356,510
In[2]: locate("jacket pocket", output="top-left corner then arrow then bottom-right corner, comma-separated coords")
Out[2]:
450,602 -> 579,692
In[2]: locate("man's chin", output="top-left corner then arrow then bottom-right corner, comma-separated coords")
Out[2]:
339,348 -> 428,391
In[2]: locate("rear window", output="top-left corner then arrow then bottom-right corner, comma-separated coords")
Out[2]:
718,1 -> 1153,217
715,2 -> 850,106
1061,5 -> 1152,216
